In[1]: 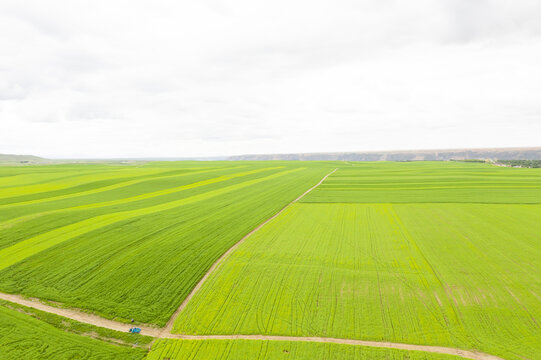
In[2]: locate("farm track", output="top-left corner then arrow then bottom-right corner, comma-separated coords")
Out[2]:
0,292 -> 503,360
0,168 -> 505,360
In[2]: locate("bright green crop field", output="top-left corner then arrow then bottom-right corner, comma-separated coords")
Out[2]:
304,161 -> 541,203
0,161 -> 540,359
0,162 -> 333,325
146,339 -> 461,360
172,162 -> 541,360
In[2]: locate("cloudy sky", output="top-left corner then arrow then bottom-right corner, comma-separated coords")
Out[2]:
1,0 -> 541,158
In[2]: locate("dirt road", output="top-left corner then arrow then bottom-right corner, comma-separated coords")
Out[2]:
0,292 -> 504,360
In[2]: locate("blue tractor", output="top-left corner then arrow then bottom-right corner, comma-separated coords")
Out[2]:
129,327 -> 142,334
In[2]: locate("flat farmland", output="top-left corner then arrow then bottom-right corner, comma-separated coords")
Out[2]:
0,165 -> 294,254
1,161 -> 539,360
0,162 -> 332,325
304,162 -> 541,203
173,163 -> 541,360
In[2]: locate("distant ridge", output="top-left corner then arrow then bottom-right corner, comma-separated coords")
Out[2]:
228,147 -> 541,161
4,147 -> 541,163
0,153 -> 49,164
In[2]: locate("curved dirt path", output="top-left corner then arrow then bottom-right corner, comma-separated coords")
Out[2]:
0,169 -> 505,359
0,292 -> 503,360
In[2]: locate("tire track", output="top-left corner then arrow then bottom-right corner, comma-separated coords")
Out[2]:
162,168 -> 338,334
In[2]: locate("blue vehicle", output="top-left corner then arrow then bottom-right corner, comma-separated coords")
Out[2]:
129,327 -> 141,334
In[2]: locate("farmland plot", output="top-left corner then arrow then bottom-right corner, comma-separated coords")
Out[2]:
0,166 -> 279,250
0,166 -> 228,216
2,161 -> 539,360
304,161 -> 541,203
0,162 -> 332,325
173,203 -> 541,360
0,165 -> 177,203
147,339 -> 462,360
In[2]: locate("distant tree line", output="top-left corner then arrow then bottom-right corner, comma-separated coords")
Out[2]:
496,160 -> 541,168
451,159 -> 486,163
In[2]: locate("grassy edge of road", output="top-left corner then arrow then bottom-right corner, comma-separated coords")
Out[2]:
0,299 -> 153,349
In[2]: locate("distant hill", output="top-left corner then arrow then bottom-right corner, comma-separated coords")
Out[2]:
0,154 -> 226,165
228,147 -> 541,161
0,154 -> 50,164
4,147 -> 541,164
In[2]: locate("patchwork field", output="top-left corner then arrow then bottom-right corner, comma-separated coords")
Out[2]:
0,162 -> 332,325
0,161 -> 539,359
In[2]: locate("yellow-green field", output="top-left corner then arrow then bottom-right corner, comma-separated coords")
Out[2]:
173,203 -> 541,359
146,339 -> 462,360
0,162 -> 332,325
304,161 -> 541,203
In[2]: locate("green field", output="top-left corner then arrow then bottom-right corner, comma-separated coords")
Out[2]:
173,202 -> 541,359
0,303 -> 145,359
173,163 -> 541,360
146,339 -> 461,360
304,161 -> 541,203
0,162 -> 332,325
0,161 -> 540,359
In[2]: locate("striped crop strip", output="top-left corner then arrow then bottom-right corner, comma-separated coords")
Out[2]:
0,168 -> 303,271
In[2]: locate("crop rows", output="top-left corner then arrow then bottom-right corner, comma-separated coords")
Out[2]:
173,202 -> 541,359
303,161 -> 541,203
0,166 -> 296,267
0,166 -> 270,259
0,162 -> 333,325
1,161 -> 540,359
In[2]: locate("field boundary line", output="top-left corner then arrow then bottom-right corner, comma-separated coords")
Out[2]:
0,292 -> 503,360
163,335 -> 504,360
162,167 -> 338,334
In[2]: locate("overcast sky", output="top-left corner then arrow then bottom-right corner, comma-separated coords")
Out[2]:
1,0 -> 541,158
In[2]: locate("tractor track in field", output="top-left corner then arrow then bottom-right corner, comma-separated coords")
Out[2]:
162,167 -> 338,334
0,168 -> 505,359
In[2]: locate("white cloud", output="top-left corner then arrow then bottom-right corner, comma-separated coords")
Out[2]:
1,0 -> 540,158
